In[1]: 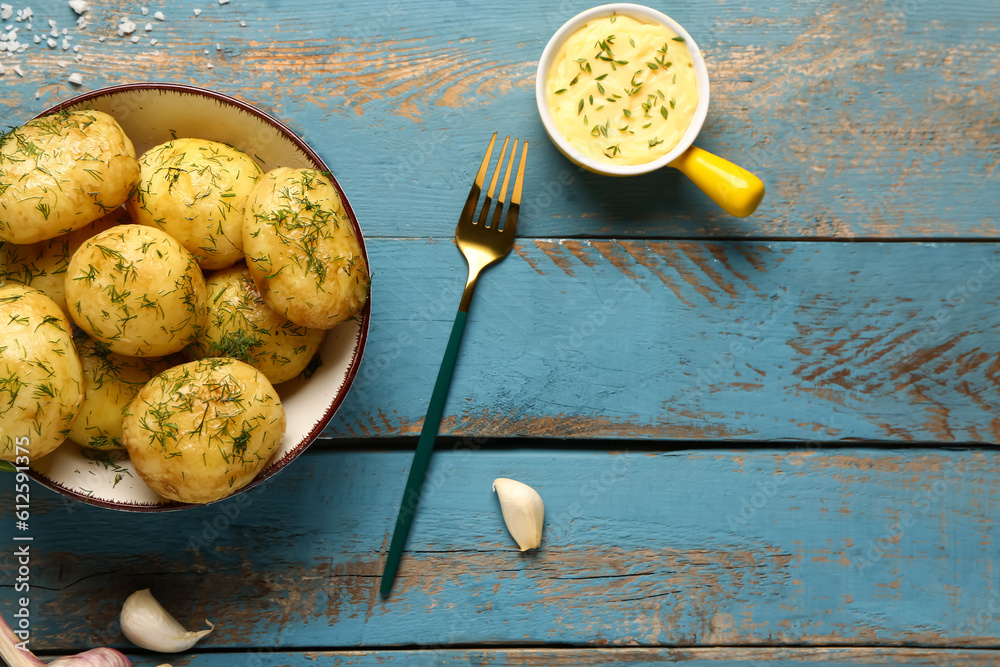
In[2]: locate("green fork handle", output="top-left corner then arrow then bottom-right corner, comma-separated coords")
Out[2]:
380,308 -> 469,597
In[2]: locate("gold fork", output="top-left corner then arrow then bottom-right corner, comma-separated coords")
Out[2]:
380,132 -> 527,597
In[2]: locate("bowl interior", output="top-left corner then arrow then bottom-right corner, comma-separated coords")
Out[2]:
26,84 -> 370,511
535,3 -> 711,176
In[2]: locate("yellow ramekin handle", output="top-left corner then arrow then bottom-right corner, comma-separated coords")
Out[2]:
669,145 -> 765,218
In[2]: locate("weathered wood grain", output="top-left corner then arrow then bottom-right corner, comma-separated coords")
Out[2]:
78,647 -> 1000,667
3,448 -> 996,650
330,238 -> 1000,442
0,0 -> 996,239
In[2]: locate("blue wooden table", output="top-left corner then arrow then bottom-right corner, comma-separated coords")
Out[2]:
2,0 -> 999,664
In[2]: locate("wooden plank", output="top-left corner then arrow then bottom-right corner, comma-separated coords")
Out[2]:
329,238 -> 1000,442
4,448 -> 997,650
0,0 -> 996,239
80,648 -> 1000,667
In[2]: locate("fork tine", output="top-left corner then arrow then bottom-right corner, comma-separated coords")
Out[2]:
512,140 -> 527,206
458,132 -> 497,228
503,140 -> 527,234
478,135 -> 509,228
491,138 -> 519,231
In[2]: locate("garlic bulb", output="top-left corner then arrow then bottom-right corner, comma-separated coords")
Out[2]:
120,589 -> 214,653
492,478 -> 544,551
1,613 -> 131,667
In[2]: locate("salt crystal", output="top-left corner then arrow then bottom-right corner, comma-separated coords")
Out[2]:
219,0 -> 229,4
46,37 -> 55,47
118,18 -> 136,35
150,38 -> 157,45
207,62 -> 213,69
98,35 -> 105,41
0,5 -> 12,21
193,8 -> 201,16
13,64 -> 24,76
32,34 -> 38,43
61,38 -> 70,49
140,6 -> 148,15
144,22 -> 151,31
239,20 -> 246,27
68,0 -> 88,14
67,71 -> 83,85
73,44 -> 79,51
215,43 -> 220,50
57,59 -> 67,67
129,34 -> 139,42
154,11 -> 164,20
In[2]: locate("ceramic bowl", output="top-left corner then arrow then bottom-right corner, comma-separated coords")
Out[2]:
22,83 -> 370,511
536,3 -> 764,217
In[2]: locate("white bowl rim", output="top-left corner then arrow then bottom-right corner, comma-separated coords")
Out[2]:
23,82 -> 371,512
535,3 -> 711,176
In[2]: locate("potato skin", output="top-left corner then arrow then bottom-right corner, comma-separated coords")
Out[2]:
189,265 -> 325,385
0,110 -> 139,245
68,332 -> 175,451
64,224 -> 208,357
122,358 -> 286,504
0,208 -> 129,319
128,138 -> 263,270
0,285 -> 83,461
243,168 -> 369,329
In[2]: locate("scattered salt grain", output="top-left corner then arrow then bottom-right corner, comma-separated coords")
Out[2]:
207,62 -> 213,69
13,64 -> 23,76
149,38 -> 157,45
68,0 -> 89,14
144,22 -> 151,31
129,34 -> 139,42
140,6 -> 147,15
239,20 -> 246,27
193,8 -> 201,16
154,10 -> 164,20
32,34 -> 39,43
0,4 -> 12,20
46,37 -> 55,47
67,71 -> 82,84
219,0 -> 229,4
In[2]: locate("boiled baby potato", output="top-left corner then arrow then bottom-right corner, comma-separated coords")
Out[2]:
0,208 -> 129,319
123,357 -> 286,504
189,265 -> 324,385
64,224 -> 208,357
0,285 -> 83,461
0,110 -> 139,245
243,168 -> 369,329
127,138 -> 263,270
68,332 -> 175,451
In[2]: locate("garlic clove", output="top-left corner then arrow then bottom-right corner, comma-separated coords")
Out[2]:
120,589 -> 214,653
492,477 -> 544,551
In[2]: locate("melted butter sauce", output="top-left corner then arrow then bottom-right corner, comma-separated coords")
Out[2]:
545,14 -> 699,166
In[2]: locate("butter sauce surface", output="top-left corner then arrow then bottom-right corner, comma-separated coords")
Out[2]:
545,14 -> 699,166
